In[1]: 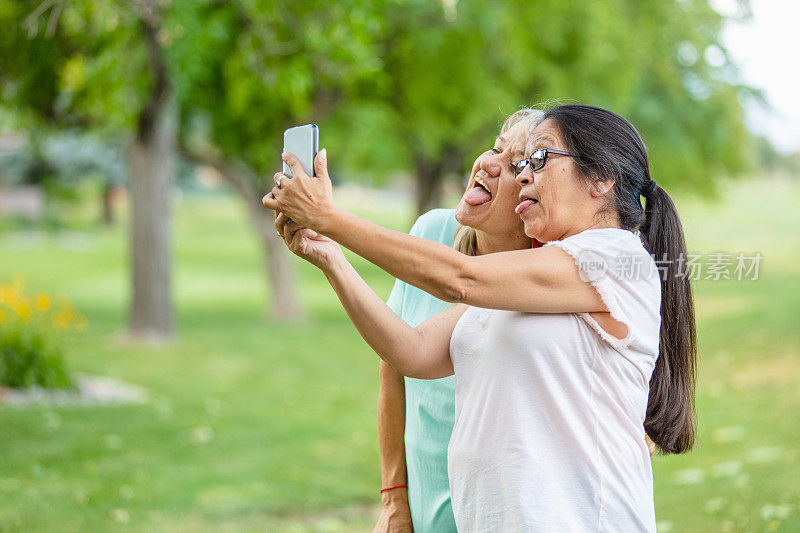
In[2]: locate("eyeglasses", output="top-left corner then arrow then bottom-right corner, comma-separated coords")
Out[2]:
513,148 -> 580,178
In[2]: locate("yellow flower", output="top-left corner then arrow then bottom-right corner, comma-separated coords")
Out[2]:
16,302 -> 33,323
0,286 -> 19,306
54,310 -> 73,330
35,293 -> 52,312
0,308 -> 6,325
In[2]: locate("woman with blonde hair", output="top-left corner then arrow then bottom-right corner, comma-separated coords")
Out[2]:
373,109 -> 540,532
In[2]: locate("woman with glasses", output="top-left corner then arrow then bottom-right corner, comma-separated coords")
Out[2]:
265,104 -> 696,531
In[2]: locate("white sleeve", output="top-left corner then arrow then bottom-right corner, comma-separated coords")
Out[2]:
544,230 -> 661,352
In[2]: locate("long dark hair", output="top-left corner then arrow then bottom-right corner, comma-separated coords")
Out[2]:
543,104 -> 697,454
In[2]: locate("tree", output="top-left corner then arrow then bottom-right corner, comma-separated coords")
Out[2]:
172,0 -> 388,320
0,0 -> 178,339
325,1 -> 523,215
127,0 -> 177,340
0,0 -> 391,323
2,0 -> 755,319
327,0 -> 753,215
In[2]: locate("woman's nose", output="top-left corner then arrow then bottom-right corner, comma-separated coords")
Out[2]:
515,166 -> 532,186
480,154 -> 502,176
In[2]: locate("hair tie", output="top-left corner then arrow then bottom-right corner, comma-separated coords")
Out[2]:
642,179 -> 657,197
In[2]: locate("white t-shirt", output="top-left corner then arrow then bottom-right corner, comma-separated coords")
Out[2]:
448,228 -> 661,532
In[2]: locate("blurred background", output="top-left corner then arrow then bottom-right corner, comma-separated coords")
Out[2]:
0,0 -> 798,531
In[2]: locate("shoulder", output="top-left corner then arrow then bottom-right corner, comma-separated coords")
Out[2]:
545,227 -> 659,306
409,208 -> 459,243
545,228 -> 652,272
547,227 -> 641,251
547,228 -> 661,353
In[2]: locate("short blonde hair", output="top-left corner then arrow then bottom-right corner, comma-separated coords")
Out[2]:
453,108 -> 543,255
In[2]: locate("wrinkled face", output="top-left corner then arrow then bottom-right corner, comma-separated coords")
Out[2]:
454,120 -> 530,240
514,118 -> 599,242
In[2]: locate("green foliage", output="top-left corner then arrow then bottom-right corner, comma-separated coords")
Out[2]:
0,281 -> 85,389
496,0 -> 754,194
0,324 -> 72,389
322,100 -> 410,183
317,0 -> 757,196
0,0 -> 755,199
0,1 -> 144,132
175,0 -> 390,180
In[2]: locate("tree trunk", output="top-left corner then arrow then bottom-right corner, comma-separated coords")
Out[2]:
413,146 -> 463,216
128,99 -> 176,340
101,182 -> 114,225
128,7 -> 176,341
414,157 -> 444,216
243,186 -> 304,322
183,152 -> 304,322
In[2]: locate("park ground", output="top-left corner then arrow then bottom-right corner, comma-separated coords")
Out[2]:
1,176 -> 798,532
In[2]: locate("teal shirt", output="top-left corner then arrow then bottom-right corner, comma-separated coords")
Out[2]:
386,209 -> 459,533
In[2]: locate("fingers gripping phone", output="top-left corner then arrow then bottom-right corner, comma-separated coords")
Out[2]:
283,124 -> 319,178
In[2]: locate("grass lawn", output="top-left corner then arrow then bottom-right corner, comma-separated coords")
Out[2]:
0,178 -> 798,532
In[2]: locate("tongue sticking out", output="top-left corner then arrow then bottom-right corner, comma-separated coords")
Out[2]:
464,187 -> 492,206
515,198 -> 535,214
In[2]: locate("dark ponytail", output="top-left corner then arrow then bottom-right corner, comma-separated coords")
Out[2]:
640,184 -> 697,454
543,104 -> 697,454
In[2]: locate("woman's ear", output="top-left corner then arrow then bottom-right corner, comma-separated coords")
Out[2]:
590,177 -> 615,198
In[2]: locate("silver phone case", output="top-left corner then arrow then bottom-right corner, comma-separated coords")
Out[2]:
282,124 -> 319,178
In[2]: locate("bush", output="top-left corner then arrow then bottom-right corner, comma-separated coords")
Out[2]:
0,277 -> 86,389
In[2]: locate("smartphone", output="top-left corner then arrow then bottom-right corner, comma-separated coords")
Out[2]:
283,124 -> 319,178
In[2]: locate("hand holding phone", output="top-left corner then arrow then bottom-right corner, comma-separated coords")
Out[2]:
282,124 -> 319,178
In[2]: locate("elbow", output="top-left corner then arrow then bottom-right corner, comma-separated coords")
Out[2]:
438,275 -> 470,304
376,330 -> 426,379
379,349 -> 432,380
384,347 -> 423,378
433,262 -> 472,303
403,361 -> 451,380
381,357 -> 413,379
419,255 -> 472,304
379,359 -> 404,386
403,368 -> 428,380
397,360 -> 435,380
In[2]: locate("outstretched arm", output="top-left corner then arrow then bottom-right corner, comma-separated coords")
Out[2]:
276,214 -> 465,379
265,152 -> 605,315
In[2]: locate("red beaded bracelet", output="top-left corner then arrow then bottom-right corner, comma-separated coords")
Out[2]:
380,483 -> 408,493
